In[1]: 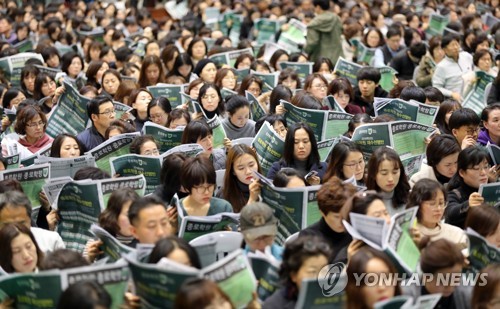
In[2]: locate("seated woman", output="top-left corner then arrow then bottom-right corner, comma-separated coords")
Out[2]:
402,238 -> 470,309
147,97 -> 172,127
50,133 -> 82,158
166,109 -> 191,129
0,222 -> 43,273
324,141 -> 366,185
262,235 -> 331,308
408,179 -> 468,249
346,247 -> 401,308
220,144 -> 261,213
221,95 -> 256,140
366,146 -> 410,216
409,134 -> 460,188
478,103 -> 500,146
300,176 -> 356,264
129,88 -> 153,132
267,122 -> 327,185
465,205 -> 500,248
328,77 -> 363,114
154,153 -> 188,204
2,105 -> 53,159
471,264 -> 500,308
179,156 -> 233,216
175,278 -> 234,309
148,236 -> 201,268
273,168 -> 306,188
129,135 -> 160,156
181,120 -> 226,170
33,73 -> 64,114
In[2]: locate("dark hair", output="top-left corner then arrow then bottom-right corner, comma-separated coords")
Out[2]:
471,32 -> 490,53
181,119 -> 212,144
366,147 -> 410,207
278,68 -> 302,90
313,57 -> 334,74
273,168 -> 306,187
148,97 -> 172,120
128,195 -> 166,226
280,235 -> 332,298
57,280 -> 112,309
50,134 -> 83,158
304,73 -> 328,93
0,223 -> 43,273
104,120 -> 136,139
3,87 -> 24,109
86,95 -> 113,120
324,141 -> 364,181
148,236 -> 201,268
225,95 -> 250,116
168,53 -> 194,81
269,49 -> 289,71
441,33 -> 460,49
250,60 -> 271,73
160,44 -> 180,71
407,179 -> 447,221
214,67 -> 237,90
254,114 -> 287,135
292,92 -> 323,110
313,0 -> 330,10
465,205 -> 500,239
386,25 -> 402,39
0,191 -> 31,220
197,83 -> 225,116
222,144 -> 261,212
356,67 -> 381,83
269,85 -> 293,114
317,176 -> 357,215
363,27 -> 385,48
448,107 -> 481,131
158,153 -> 187,203
238,74 -> 263,96
426,134 -> 460,167
472,48 -> 492,67
166,109 -> 191,128
347,191 -> 385,221
60,51 -> 83,77
428,35 -> 442,58
234,53 -> 254,69
139,55 -> 165,88
181,156 -> 216,193
329,77 -> 354,103
33,73 -> 56,100
419,238 -> 463,273
175,278 -> 234,309
345,113 -> 372,138
85,60 -> 107,89
481,103 -> 500,123
99,188 -> 139,236
282,122 -> 321,170
14,105 -> 47,135
41,46 -> 60,65
193,59 -> 216,79
129,135 -> 158,155
424,86 -> 444,104
186,37 -> 207,60
346,247 -> 401,309
40,249 -> 89,270
400,86 -> 426,103
434,99 -> 461,134
20,65 -> 39,94
73,167 -> 111,180
448,146 -> 490,190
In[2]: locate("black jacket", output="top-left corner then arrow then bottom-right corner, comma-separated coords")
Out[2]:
446,183 -> 476,229
352,86 -> 389,116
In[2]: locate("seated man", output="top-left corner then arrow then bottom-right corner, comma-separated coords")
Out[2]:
389,42 -> 427,81
299,176 -> 356,264
240,202 -> 283,261
449,108 -> 481,149
0,191 -> 65,253
77,95 -> 116,152
128,195 -> 173,246
352,67 -> 388,116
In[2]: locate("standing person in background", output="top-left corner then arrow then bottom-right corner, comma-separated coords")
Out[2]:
304,0 -> 343,64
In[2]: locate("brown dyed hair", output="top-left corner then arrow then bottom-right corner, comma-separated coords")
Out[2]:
222,144 -> 261,213
465,205 -> 500,239
0,223 -> 44,273
99,188 -> 139,237
14,105 -> 47,135
419,238 -> 464,274
317,176 -> 357,215
303,73 -> 328,93
214,67 -> 237,90
175,278 -> 234,309
471,264 -> 500,309
138,55 -> 166,88
407,179 -> 447,221
114,80 -> 139,106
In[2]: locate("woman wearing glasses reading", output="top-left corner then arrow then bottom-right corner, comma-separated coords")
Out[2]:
408,179 -> 467,248
304,73 -> 329,102
324,141 -> 366,185
2,105 -> 53,159
179,156 -> 233,216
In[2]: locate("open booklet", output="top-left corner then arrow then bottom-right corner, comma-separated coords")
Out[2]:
247,248 -> 281,301
125,249 -> 256,309
35,154 -> 96,179
246,90 -> 267,122
296,275 -> 347,308
343,207 -> 420,275
254,172 -> 322,245
281,100 -> 353,141
90,224 -> 135,262
374,98 -> 439,127
174,195 -> 240,242
54,175 -> 146,252
0,260 -> 130,309
374,294 -> 442,309
465,227 -> 500,274
86,132 -> 139,175
146,83 -> 188,108
486,142 -> 500,165
0,163 -> 50,208
478,182 -> 500,207
252,121 -> 285,175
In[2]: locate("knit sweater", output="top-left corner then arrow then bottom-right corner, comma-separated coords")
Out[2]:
221,118 -> 256,140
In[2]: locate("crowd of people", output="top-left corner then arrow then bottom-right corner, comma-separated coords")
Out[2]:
0,0 -> 499,307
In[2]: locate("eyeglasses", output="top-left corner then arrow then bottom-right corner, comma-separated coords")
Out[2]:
150,113 -> 166,121
143,149 -> 160,156
98,109 -> 116,116
423,201 -> 448,210
465,127 -> 480,136
469,164 -> 491,172
344,159 -> 365,169
26,120 -> 45,128
313,84 -> 327,89
202,94 -> 218,100
193,184 -> 215,194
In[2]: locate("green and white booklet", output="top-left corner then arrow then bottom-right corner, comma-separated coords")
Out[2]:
425,14 -> 449,36
0,163 -> 51,208
374,294 -> 442,309
247,248 -> 281,301
251,70 -> 279,92
205,115 -> 227,149
276,18 -> 307,53
374,98 -> 439,127
42,176 -> 73,206
252,121 -> 285,175
487,143 -> 500,165
208,48 -> 253,68
281,100 -> 353,141
478,182 -> 500,207
317,137 -> 342,162
254,18 -> 281,44
254,172 -> 322,245
146,83 -> 188,108
350,38 -> 376,65
343,207 -> 420,275
142,121 -> 184,153
90,224 -> 135,262
126,249 -> 256,309
0,52 -> 44,87
163,143 -> 204,158
296,276 -> 347,308
245,90 -> 267,122
462,71 -> 495,115
35,154 -> 96,179
86,133 -> 138,175
110,154 -> 162,195
278,61 -> 313,82
333,57 -> 363,87
46,81 -> 90,138
466,228 -> 500,274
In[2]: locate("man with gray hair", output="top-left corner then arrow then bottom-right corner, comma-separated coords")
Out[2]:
0,191 -> 65,253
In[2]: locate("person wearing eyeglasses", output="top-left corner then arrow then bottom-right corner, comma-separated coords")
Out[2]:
179,156 -> 233,217
448,108 -> 481,150
408,179 -> 467,249
1,105 -> 53,159
76,95 -> 116,152
446,147 -> 498,229
304,73 -> 328,102
324,141 -> 366,186
129,135 -> 160,156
